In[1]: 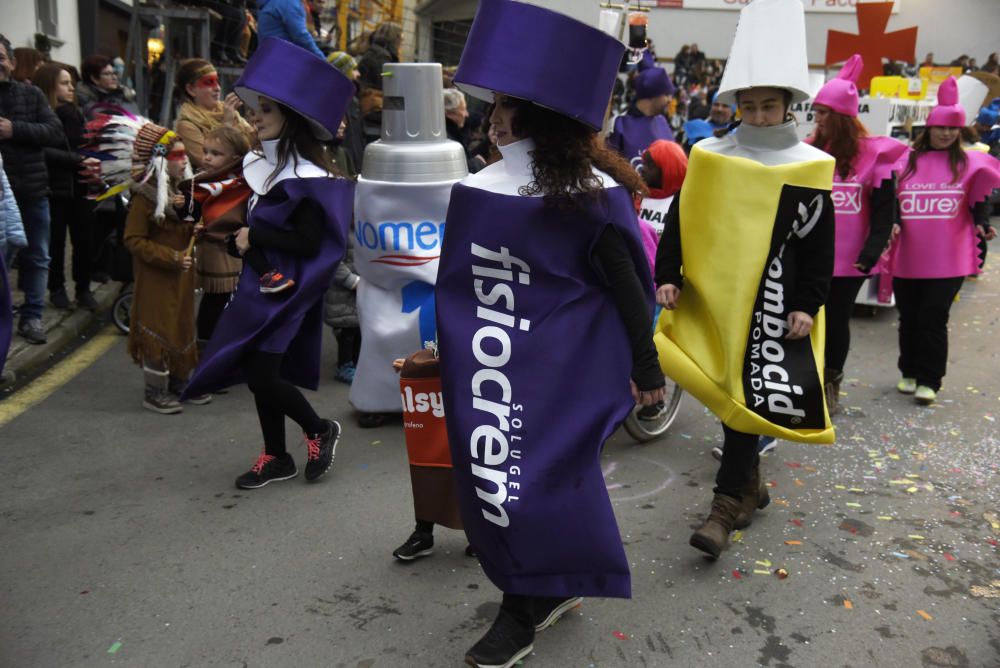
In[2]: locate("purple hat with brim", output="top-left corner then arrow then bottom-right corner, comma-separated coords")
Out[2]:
453,0 -> 625,130
234,38 -> 354,141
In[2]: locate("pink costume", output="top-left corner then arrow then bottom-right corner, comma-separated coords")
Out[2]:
811,54 -> 909,278
892,77 -> 1000,279
830,135 -> 907,277
892,149 -> 1000,278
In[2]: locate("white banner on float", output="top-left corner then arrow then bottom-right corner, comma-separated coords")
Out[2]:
656,0 -> 900,13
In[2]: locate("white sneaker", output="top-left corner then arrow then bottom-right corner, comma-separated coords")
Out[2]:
897,377 -> 917,394
914,386 -> 936,405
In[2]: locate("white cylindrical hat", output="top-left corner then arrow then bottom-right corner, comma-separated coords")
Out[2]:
716,0 -> 812,107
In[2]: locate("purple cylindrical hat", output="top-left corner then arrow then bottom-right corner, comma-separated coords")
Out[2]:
453,0 -> 625,130
234,38 -> 355,140
926,76 -> 966,127
634,67 -> 674,100
813,54 -> 863,117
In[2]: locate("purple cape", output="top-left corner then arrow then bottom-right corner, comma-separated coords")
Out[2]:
184,177 -> 353,397
436,183 -> 652,599
609,112 -> 675,167
0,252 -> 11,377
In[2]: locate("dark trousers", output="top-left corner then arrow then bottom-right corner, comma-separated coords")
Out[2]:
892,276 -> 964,391
48,197 -> 93,297
714,425 -> 759,499
335,326 -> 361,366
245,350 -> 324,456
824,276 -> 865,373
243,246 -> 271,277
197,291 -> 231,341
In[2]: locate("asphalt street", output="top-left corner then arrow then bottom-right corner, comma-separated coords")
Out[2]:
2,253 -> 999,668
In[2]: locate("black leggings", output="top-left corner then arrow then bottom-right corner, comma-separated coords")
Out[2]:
714,425 -> 759,498
48,197 -> 92,295
892,276 -> 964,391
245,350 -> 324,456
336,326 -> 361,366
197,292 -> 231,341
824,276 -> 866,373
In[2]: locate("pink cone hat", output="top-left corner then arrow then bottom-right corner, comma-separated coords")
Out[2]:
813,54 -> 862,117
926,76 -> 966,127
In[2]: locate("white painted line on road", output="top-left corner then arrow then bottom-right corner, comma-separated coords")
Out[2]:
0,327 -> 119,428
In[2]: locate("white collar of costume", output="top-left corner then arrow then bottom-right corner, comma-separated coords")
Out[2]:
461,137 -> 618,195
696,120 -> 829,166
243,139 -> 330,195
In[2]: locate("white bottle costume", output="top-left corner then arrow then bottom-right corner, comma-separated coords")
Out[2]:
350,64 -> 468,413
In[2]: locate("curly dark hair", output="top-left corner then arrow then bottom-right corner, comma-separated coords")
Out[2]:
503,96 -> 647,206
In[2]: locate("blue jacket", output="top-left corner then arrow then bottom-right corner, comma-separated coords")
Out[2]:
0,157 -> 26,255
257,0 -> 325,60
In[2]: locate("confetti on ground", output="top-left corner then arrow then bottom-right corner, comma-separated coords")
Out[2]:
732,530 -> 744,543
843,600 -> 853,609
969,581 -> 1000,598
789,518 -> 803,526
944,553 -> 956,561
877,516 -> 894,521
753,569 -> 771,575
107,641 -> 122,655
908,534 -> 926,540
732,569 -> 743,579
774,568 -> 789,579
891,551 -> 910,559
784,540 -> 803,546
756,559 -> 772,568
916,610 -> 933,621
845,502 -> 862,508
613,631 -> 628,640
371,440 -> 382,445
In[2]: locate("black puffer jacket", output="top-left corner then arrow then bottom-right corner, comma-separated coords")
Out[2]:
44,103 -> 86,201
0,79 -> 65,200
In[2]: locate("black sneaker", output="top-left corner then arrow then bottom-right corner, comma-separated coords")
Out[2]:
17,318 -> 47,344
533,596 -> 582,632
465,608 -> 535,668
392,531 -> 434,561
50,289 -> 71,309
235,452 -> 298,489
304,419 -> 340,481
637,401 -> 666,420
76,291 -> 99,311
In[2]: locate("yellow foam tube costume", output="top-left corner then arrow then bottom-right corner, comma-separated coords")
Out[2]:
654,146 -> 835,444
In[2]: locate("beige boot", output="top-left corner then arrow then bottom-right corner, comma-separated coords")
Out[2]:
689,493 -> 741,559
733,460 -> 770,529
143,366 -> 182,415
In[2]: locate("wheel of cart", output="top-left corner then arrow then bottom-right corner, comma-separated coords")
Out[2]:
622,376 -> 683,442
111,283 -> 133,334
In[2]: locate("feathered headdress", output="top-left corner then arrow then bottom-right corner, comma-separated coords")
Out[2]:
82,105 -> 185,221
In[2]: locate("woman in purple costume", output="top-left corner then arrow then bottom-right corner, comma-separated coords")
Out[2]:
183,39 -> 356,489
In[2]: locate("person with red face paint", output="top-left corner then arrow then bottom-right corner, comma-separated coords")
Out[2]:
174,59 -> 256,342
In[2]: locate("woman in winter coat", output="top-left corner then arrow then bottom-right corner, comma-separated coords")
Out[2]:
35,63 -> 97,310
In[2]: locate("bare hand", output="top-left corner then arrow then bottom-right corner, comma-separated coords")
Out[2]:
891,223 -> 901,240
180,255 -> 193,271
656,284 -> 681,310
223,92 -> 243,125
0,117 -> 12,140
234,226 -> 250,255
78,157 -> 102,185
631,379 -> 667,406
171,194 -> 185,207
977,224 -> 997,241
786,311 -> 813,340
853,262 -> 870,274
193,222 -> 205,237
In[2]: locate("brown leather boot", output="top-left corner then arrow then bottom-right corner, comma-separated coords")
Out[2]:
733,459 -> 770,529
689,493 -> 741,559
825,368 -> 844,415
